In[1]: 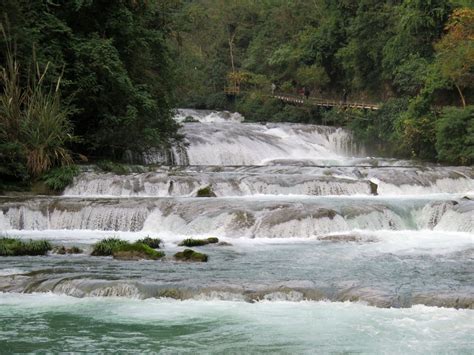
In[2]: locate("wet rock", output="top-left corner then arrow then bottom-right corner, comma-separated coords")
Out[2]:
174,249 -> 208,262
217,241 -> 233,246
369,181 -> 378,195
52,246 -> 83,255
183,116 -> 198,123
196,185 -> 216,197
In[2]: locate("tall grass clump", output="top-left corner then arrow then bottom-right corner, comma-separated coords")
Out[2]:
0,23 -> 73,179
91,238 -> 129,256
0,238 -> 52,256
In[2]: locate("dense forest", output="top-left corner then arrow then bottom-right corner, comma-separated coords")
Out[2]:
1,0 -> 473,191
172,0 -> 473,163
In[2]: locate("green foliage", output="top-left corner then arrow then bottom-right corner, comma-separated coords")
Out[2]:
0,142 -> 29,183
295,65 -> 330,90
91,237 -> 164,259
113,243 -> 165,260
396,98 -> 438,160
349,98 -> 409,156
2,0 -> 179,162
136,237 -> 162,249
393,55 -> 430,96
436,106 -> 474,164
41,165 -> 79,192
0,238 -> 52,256
0,27 -> 73,178
91,238 -> 129,256
174,248 -> 208,262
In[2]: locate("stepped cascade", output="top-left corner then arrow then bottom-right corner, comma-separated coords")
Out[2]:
1,109 -> 473,352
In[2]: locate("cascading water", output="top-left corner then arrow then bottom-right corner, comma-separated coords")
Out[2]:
1,109 -> 473,352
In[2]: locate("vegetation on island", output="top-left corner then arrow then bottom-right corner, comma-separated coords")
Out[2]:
137,237 -> 162,249
91,237 -> 164,260
0,0 -> 472,195
0,238 -> 52,256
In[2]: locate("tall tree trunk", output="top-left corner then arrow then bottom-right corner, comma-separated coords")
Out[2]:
228,32 -> 236,73
455,83 -> 466,108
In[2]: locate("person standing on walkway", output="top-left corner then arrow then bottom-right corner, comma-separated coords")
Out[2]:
271,83 -> 276,95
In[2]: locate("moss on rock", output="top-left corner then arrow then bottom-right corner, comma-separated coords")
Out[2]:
178,237 -> 219,247
196,185 -> 216,197
91,238 -> 129,256
92,238 -> 164,260
113,243 -> 165,260
174,248 -> 208,262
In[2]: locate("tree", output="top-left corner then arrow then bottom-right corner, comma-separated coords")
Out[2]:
434,8 -> 474,107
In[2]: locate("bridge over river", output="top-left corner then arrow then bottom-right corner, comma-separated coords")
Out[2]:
272,93 -> 380,110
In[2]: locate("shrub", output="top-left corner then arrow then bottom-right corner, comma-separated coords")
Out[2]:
0,238 -> 52,256
91,238 -> 129,256
136,237 -> 162,249
436,106 -> 474,165
42,165 -> 79,191
0,29 -> 73,177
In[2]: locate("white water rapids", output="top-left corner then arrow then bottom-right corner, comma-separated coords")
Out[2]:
0,109 -> 473,352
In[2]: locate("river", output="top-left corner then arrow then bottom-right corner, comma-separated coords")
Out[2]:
0,109 -> 473,353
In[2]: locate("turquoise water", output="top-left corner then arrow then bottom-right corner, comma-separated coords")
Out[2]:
1,293 -> 472,354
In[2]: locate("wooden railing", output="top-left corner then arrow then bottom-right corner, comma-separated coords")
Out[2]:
272,93 -> 380,110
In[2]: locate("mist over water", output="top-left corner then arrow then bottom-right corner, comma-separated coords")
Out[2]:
1,109 -> 473,352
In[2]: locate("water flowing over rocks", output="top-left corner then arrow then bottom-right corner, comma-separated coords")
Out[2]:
0,109 -> 473,310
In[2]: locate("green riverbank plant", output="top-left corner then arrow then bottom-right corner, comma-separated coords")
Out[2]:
0,24 -> 73,181
0,238 -> 52,256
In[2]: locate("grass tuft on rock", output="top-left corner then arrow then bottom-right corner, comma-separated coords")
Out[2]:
91,237 -> 164,260
0,238 -> 52,256
178,237 -> 219,247
91,238 -> 129,256
136,237 -> 162,249
174,248 -> 208,262
113,242 -> 165,260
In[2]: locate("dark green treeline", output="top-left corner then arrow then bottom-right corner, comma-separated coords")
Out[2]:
171,0 -> 473,164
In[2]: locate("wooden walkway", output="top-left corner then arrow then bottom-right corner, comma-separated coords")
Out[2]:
272,94 -> 380,110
